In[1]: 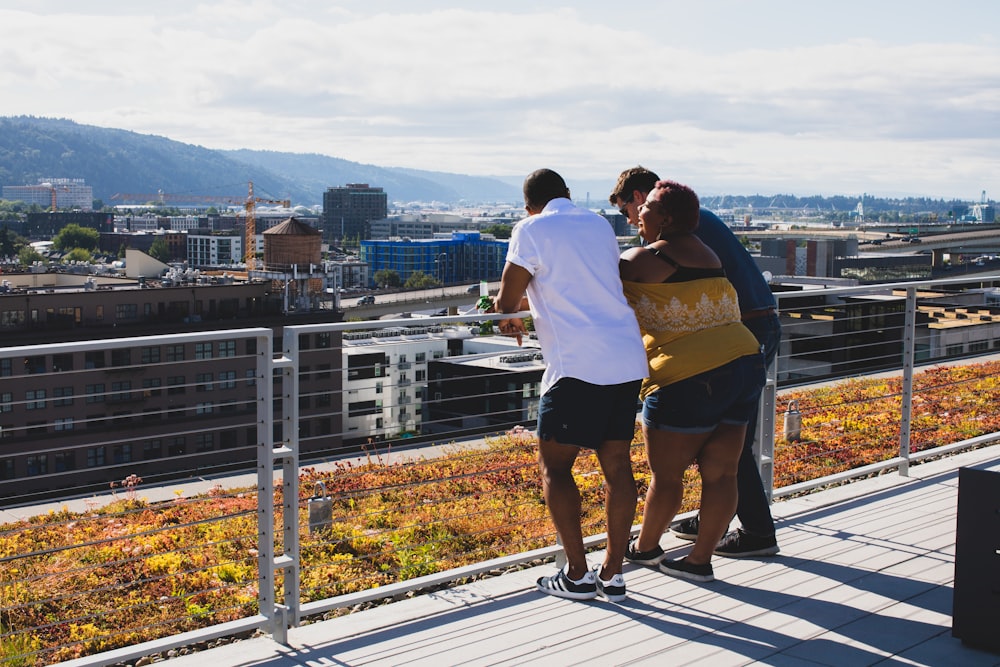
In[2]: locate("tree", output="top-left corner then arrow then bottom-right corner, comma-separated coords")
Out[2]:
18,246 -> 43,266
481,224 -> 513,239
64,247 -> 92,263
404,270 -> 440,289
0,226 -> 18,257
52,224 -> 99,251
373,269 -> 401,288
148,237 -> 170,262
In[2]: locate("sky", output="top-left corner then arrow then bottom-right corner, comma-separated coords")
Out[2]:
1,1 -> 999,201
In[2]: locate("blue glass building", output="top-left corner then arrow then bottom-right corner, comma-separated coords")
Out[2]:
360,232 -> 508,287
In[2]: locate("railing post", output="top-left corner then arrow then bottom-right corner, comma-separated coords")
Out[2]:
276,329 -> 302,629
757,374 -> 777,503
255,330 -> 278,634
899,286 -> 917,477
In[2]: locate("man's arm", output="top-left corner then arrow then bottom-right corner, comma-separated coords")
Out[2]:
493,261 -> 531,345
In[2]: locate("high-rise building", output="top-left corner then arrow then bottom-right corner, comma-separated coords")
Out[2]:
322,184 -> 388,244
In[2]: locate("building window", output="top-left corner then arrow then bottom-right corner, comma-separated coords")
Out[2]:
166,345 -> 185,362
375,381 -> 383,394
52,386 -> 73,406
317,332 -> 331,349
245,338 -> 257,356
245,369 -> 256,387
110,381 -> 132,402
195,433 -> 214,451
416,352 -> 426,363
0,458 -> 14,480
415,369 -> 426,382
167,376 -> 186,395
143,440 -> 162,459
52,353 -> 73,372
195,342 -> 212,359
0,392 -> 12,413
85,384 -> 105,403
970,340 -> 989,352
1,310 -> 25,328
26,454 -> 48,476
167,438 -> 186,456
54,417 -> 73,431
218,340 -> 236,358
86,447 -> 105,468
24,356 -> 45,374
218,370 -> 236,389
54,452 -> 75,472
110,349 -> 131,367
113,444 -> 133,464
141,346 -> 161,364
115,303 -> 138,320
196,373 -> 213,391
195,402 -> 213,414
142,378 -> 162,397
25,389 -> 46,410
0,359 -> 11,376
85,351 -> 105,369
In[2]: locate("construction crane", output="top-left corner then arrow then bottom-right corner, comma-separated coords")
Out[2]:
41,183 -> 70,212
110,183 -> 290,271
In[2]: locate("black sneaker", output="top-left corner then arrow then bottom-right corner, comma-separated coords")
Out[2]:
659,557 -> 714,582
714,529 -> 780,558
593,566 -> 627,603
671,516 -> 699,541
625,537 -> 665,566
536,567 -> 597,600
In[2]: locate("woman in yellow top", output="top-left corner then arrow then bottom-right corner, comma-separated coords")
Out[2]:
619,179 -> 765,582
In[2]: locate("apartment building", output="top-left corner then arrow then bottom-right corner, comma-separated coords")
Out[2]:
0,272 -> 344,502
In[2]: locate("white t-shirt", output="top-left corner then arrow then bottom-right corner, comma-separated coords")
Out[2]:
506,198 -> 648,394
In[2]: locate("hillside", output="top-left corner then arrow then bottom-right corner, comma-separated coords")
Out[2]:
0,117 -> 521,206
0,116 -> 973,215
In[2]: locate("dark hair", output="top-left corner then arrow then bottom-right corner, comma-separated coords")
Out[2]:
648,179 -> 700,233
609,166 -> 660,206
523,169 -> 570,211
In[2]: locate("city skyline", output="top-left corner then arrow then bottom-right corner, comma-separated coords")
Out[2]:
1,1 -> 998,200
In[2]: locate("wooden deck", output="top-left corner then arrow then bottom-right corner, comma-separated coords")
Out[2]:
166,445 -> 1000,667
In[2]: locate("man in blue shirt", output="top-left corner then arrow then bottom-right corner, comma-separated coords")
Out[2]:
610,166 -> 780,558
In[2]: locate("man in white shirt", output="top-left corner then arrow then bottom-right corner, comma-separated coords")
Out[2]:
493,168 -> 648,602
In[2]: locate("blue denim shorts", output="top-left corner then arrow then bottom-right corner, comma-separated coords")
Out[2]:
538,378 -> 642,449
642,353 -> 766,434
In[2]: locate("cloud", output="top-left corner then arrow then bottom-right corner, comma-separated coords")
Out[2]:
1,2 -> 999,199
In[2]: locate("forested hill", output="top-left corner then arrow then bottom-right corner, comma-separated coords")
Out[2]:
0,116 -> 971,215
0,116 -> 520,206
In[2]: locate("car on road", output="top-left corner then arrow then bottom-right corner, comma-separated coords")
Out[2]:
358,295 -> 375,305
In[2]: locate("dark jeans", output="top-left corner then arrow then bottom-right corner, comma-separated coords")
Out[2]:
734,313 -> 782,536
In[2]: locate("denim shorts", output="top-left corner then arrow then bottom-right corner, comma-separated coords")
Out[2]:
537,377 -> 642,449
642,353 -> 766,434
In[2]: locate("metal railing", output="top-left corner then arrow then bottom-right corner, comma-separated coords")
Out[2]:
3,275 -> 1000,665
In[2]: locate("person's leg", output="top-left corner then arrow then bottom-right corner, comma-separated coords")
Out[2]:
735,315 -> 781,536
634,426 -> 706,553
734,403 -> 775,536
536,437 -> 588,579
594,439 -> 637,578
687,423 -> 745,565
